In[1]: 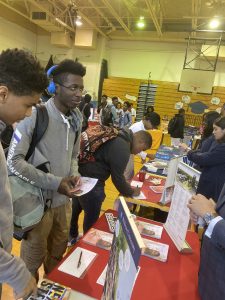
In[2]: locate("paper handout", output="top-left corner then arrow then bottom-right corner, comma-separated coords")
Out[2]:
71,177 -> 98,196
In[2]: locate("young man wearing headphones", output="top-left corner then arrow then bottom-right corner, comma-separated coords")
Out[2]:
0,49 -> 48,299
8,59 -> 85,280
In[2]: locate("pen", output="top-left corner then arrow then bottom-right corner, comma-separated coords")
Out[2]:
77,250 -> 83,268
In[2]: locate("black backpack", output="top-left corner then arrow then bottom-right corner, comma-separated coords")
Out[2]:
1,105 -> 49,160
168,117 -> 177,134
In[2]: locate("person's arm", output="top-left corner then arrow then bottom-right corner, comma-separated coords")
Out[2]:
107,140 -> 134,197
69,130 -> 81,178
0,244 -> 36,299
187,144 -> 225,167
209,219 -> 225,248
7,110 -> 62,191
84,104 -> 91,119
111,105 -> 117,121
187,193 -> 225,249
126,113 -> 132,128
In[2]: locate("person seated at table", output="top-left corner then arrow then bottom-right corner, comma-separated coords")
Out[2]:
180,116 -> 225,202
68,130 -> 152,245
188,184 -> 225,300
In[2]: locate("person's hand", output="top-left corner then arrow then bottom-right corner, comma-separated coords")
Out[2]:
14,275 -> 37,300
141,158 -> 146,164
146,153 -> 155,161
179,143 -> 189,152
189,210 -> 199,225
57,176 -> 81,197
132,187 -> 141,197
187,194 -> 216,218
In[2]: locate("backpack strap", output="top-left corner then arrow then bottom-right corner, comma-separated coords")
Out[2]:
25,105 -> 49,161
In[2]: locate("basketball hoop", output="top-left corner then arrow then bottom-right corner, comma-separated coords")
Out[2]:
191,85 -> 199,94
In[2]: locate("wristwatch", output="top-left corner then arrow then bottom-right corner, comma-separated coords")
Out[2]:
203,212 -> 216,226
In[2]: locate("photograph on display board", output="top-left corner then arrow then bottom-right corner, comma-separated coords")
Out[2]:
102,197 -> 144,300
176,162 -> 199,193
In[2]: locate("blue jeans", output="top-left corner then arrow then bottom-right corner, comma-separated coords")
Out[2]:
69,185 -> 105,238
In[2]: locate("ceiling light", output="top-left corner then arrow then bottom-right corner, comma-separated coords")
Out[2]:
75,16 -> 83,26
136,16 -> 145,29
209,19 -> 220,28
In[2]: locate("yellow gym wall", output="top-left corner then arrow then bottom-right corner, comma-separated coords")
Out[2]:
103,76 -> 225,127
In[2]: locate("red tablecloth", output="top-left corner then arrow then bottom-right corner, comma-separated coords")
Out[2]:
48,210 -> 200,300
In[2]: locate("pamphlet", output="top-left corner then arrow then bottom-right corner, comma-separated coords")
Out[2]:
155,145 -> 183,162
82,228 -> 113,250
149,186 -> 164,194
131,180 -> 144,188
159,157 -> 181,205
135,220 -> 163,239
58,247 -> 97,278
71,176 -> 98,196
102,197 -> 145,300
164,162 -> 201,252
105,212 -> 117,233
142,238 -> 169,262
27,280 -> 70,299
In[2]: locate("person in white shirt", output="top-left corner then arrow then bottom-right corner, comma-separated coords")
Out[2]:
130,103 -> 136,118
124,112 -> 160,181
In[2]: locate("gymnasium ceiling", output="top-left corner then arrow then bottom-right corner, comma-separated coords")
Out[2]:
0,0 -> 225,42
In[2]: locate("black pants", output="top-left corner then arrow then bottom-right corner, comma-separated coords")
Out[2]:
69,185 -> 105,238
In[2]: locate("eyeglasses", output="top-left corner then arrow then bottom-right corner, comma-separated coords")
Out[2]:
56,82 -> 84,93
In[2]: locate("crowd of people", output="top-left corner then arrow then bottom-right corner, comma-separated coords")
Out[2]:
1,48 -> 225,300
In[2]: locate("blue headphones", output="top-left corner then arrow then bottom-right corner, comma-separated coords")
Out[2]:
47,65 -> 58,94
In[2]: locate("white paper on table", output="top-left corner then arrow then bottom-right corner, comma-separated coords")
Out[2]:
58,247 -> 97,278
72,177 -> 98,196
97,264 -> 141,286
131,180 -> 143,188
132,191 -> 146,200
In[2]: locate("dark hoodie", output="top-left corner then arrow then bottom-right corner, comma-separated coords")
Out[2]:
170,113 -> 185,139
79,129 -> 134,197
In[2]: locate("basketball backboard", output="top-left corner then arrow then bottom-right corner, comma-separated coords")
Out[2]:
178,69 -> 215,94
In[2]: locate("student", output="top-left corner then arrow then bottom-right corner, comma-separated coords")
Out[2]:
188,184 -> 225,300
69,130 -> 152,244
0,48 -> 48,299
79,93 -> 92,132
180,116 -> 225,202
111,96 -> 119,127
168,108 -> 185,147
130,103 -> 136,119
124,112 -> 161,181
8,59 -> 85,281
146,105 -> 154,113
119,101 -> 132,129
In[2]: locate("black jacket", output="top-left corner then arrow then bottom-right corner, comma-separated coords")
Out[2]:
188,137 -> 225,202
79,129 -> 134,197
170,114 -> 185,139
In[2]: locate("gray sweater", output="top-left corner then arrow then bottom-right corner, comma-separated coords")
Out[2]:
7,98 -> 82,207
0,126 -> 32,295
